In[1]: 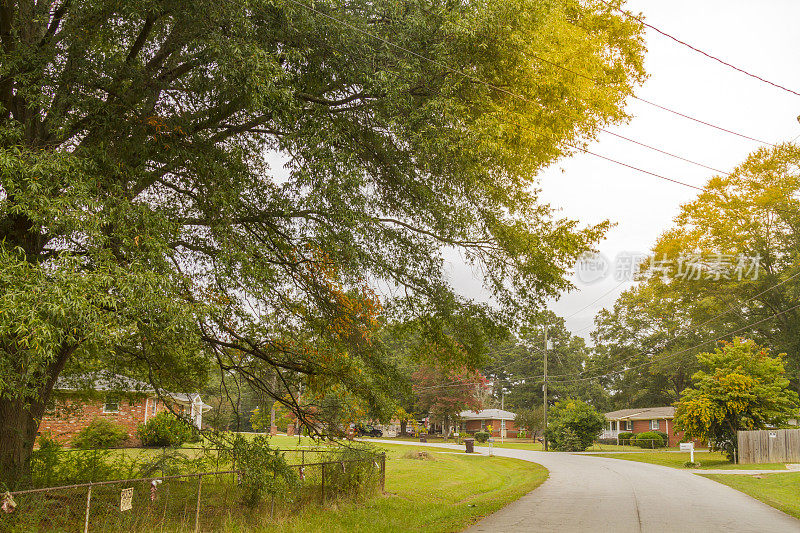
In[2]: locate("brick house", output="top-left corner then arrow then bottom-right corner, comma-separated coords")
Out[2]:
40,374 -> 212,444
458,409 -> 518,438
601,406 -> 700,447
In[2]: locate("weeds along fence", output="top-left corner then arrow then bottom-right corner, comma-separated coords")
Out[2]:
28,445 -> 369,488
0,453 -> 386,533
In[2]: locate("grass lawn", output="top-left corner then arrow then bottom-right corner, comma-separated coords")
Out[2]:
702,472 -> 800,519
587,452 -> 788,470
271,444 -> 548,533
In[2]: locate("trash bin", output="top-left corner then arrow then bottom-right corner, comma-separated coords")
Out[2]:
419,434 -> 427,443
464,438 -> 475,453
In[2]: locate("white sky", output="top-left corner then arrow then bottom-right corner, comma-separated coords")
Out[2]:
447,0 -> 800,340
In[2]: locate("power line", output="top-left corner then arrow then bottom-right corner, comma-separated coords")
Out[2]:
599,0 -> 800,98
600,130 -> 730,175
573,146 -> 705,190
284,0 -> 742,191
563,279 -> 632,321
525,49 -> 776,147
418,267 -> 800,391
552,300 -> 800,386
547,267 -> 800,382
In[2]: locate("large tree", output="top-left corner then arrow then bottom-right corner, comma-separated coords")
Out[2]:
0,0 -> 645,485
412,364 -> 486,437
674,338 -> 799,461
591,143 -> 800,409
486,311 -> 608,411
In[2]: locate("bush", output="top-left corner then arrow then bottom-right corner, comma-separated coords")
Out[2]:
473,431 -> 490,443
229,435 -> 299,507
654,431 -> 669,445
72,418 -> 128,449
546,399 -> 605,452
556,427 -> 584,452
137,412 -> 194,447
30,432 -> 63,487
634,431 -> 665,449
617,432 -> 634,444
596,438 -> 618,445
321,445 -> 381,498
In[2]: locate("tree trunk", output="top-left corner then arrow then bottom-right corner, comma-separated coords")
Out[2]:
0,396 -> 44,489
0,342 -> 76,488
400,419 -> 407,436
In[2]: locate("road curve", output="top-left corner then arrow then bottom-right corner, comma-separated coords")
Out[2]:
369,440 -> 800,533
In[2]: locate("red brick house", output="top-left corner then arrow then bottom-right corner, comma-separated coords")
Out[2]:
602,406 -> 700,447
40,374 -> 212,444
458,409 -> 518,438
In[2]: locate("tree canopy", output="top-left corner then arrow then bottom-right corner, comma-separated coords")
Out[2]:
0,0 -> 645,485
674,338 -> 799,461
590,144 -> 800,410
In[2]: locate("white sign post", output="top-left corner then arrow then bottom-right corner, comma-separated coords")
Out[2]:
680,442 -> 695,463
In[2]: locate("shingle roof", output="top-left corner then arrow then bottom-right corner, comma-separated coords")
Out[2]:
604,406 -> 675,420
458,408 -> 516,420
55,373 -> 211,410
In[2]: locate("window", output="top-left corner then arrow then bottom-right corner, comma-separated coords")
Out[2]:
623,421 -> 632,431
103,395 -> 120,413
150,398 -> 157,416
650,419 -> 659,430
610,421 -> 617,431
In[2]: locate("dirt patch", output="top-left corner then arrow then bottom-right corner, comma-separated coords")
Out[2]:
402,450 -> 435,461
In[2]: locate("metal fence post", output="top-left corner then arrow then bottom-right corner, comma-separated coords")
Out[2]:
320,463 -> 325,504
380,453 -> 386,492
194,474 -> 203,533
84,483 -> 92,533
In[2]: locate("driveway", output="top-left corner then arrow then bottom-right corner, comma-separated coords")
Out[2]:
369,440 -> 800,532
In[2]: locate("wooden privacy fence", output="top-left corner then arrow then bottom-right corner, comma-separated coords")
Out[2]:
737,429 -> 800,464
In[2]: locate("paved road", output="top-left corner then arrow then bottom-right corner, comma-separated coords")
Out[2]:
370,440 -> 800,533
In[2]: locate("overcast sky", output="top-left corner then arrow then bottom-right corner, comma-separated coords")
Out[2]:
447,0 -> 800,340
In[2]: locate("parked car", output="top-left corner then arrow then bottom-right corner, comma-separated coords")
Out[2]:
355,424 -> 383,437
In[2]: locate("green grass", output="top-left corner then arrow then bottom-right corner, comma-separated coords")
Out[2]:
271,443 -> 548,533
587,452 -> 788,470
702,472 -> 800,519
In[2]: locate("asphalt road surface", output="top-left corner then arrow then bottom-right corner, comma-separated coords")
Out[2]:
370,440 -> 800,533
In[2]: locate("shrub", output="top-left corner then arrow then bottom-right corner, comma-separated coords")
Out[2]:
634,431 -> 665,449
617,432 -> 634,444
72,418 -> 128,449
229,435 -> 299,507
596,438 -> 618,445
654,431 -> 669,445
30,432 -> 62,487
545,399 -> 605,452
321,445 -> 381,498
473,431 -> 490,443
555,427 -> 584,452
137,412 -> 194,447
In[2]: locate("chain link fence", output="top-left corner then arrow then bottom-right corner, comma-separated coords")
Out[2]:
1,453 -> 385,532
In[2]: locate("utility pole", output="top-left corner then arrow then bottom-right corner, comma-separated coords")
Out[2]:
543,321 -> 548,451
501,390 -> 505,444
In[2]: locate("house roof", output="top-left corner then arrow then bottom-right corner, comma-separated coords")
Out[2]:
55,373 -> 212,411
459,408 -> 516,421
604,406 -> 675,420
